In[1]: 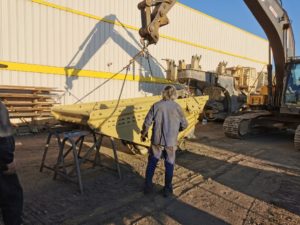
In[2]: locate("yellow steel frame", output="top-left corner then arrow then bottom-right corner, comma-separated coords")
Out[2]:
52,95 -> 209,147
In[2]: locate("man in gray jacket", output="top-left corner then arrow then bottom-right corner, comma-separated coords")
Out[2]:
141,85 -> 188,197
0,100 -> 23,225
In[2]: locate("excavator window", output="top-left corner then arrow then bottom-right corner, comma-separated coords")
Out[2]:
285,63 -> 300,105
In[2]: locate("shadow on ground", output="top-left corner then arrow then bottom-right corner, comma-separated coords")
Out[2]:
17,134 -> 229,225
178,123 -> 300,217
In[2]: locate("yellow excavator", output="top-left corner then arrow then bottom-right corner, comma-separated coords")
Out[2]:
137,0 -> 300,149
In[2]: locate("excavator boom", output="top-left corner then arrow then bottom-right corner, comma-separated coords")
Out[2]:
137,0 -> 300,148
243,0 -> 295,106
138,0 -> 295,58
244,0 -> 295,60
137,0 -> 296,107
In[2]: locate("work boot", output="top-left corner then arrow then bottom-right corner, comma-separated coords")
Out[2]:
144,155 -> 159,195
163,161 -> 174,198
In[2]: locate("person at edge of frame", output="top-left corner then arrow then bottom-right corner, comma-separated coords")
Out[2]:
140,85 -> 188,197
0,100 -> 23,225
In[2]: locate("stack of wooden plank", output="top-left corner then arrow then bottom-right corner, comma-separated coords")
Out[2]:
0,85 -> 62,124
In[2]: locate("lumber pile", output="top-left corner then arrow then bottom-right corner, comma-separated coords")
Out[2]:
0,85 -> 62,133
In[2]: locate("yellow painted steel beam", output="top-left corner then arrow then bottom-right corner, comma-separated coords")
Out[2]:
31,0 -> 268,65
52,95 -> 209,147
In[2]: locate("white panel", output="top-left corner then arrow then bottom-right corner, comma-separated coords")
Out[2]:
0,0 -> 269,105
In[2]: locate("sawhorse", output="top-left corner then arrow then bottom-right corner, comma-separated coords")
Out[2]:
40,127 -> 121,193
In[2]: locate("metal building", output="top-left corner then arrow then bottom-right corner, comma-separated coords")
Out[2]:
0,0 -> 269,104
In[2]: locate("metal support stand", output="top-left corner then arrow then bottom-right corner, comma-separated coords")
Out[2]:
40,127 -> 121,193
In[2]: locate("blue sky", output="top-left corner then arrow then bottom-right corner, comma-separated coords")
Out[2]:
178,0 -> 300,56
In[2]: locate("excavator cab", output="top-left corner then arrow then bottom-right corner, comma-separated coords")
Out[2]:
284,59 -> 300,107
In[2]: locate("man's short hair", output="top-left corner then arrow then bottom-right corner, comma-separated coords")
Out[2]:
162,85 -> 177,101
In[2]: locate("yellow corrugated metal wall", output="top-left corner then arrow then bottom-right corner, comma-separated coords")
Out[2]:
0,0 -> 269,104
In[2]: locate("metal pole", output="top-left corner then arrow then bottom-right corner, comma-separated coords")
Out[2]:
267,45 -> 273,107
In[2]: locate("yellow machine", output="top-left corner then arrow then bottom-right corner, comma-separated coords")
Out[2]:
165,55 -> 270,120
225,65 -> 270,108
52,95 -> 208,152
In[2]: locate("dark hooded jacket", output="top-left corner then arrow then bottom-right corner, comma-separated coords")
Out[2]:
0,101 -> 13,138
0,101 -> 14,168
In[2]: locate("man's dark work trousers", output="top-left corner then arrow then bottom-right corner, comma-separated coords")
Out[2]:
0,173 -> 23,225
164,161 -> 174,192
145,155 -> 159,188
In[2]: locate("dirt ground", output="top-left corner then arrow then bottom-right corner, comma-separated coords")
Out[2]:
2,122 -> 300,225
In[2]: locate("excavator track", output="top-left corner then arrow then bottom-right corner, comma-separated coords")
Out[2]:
223,111 -> 271,139
294,125 -> 300,150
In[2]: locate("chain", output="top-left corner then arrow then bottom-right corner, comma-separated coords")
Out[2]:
75,48 -> 147,104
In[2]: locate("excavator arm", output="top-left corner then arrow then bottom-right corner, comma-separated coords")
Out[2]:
244,0 -> 295,106
137,0 -> 295,59
244,0 -> 295,61
137,0 -> 296,107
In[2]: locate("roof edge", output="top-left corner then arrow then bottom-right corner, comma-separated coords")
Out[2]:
176,1 -> 268,43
